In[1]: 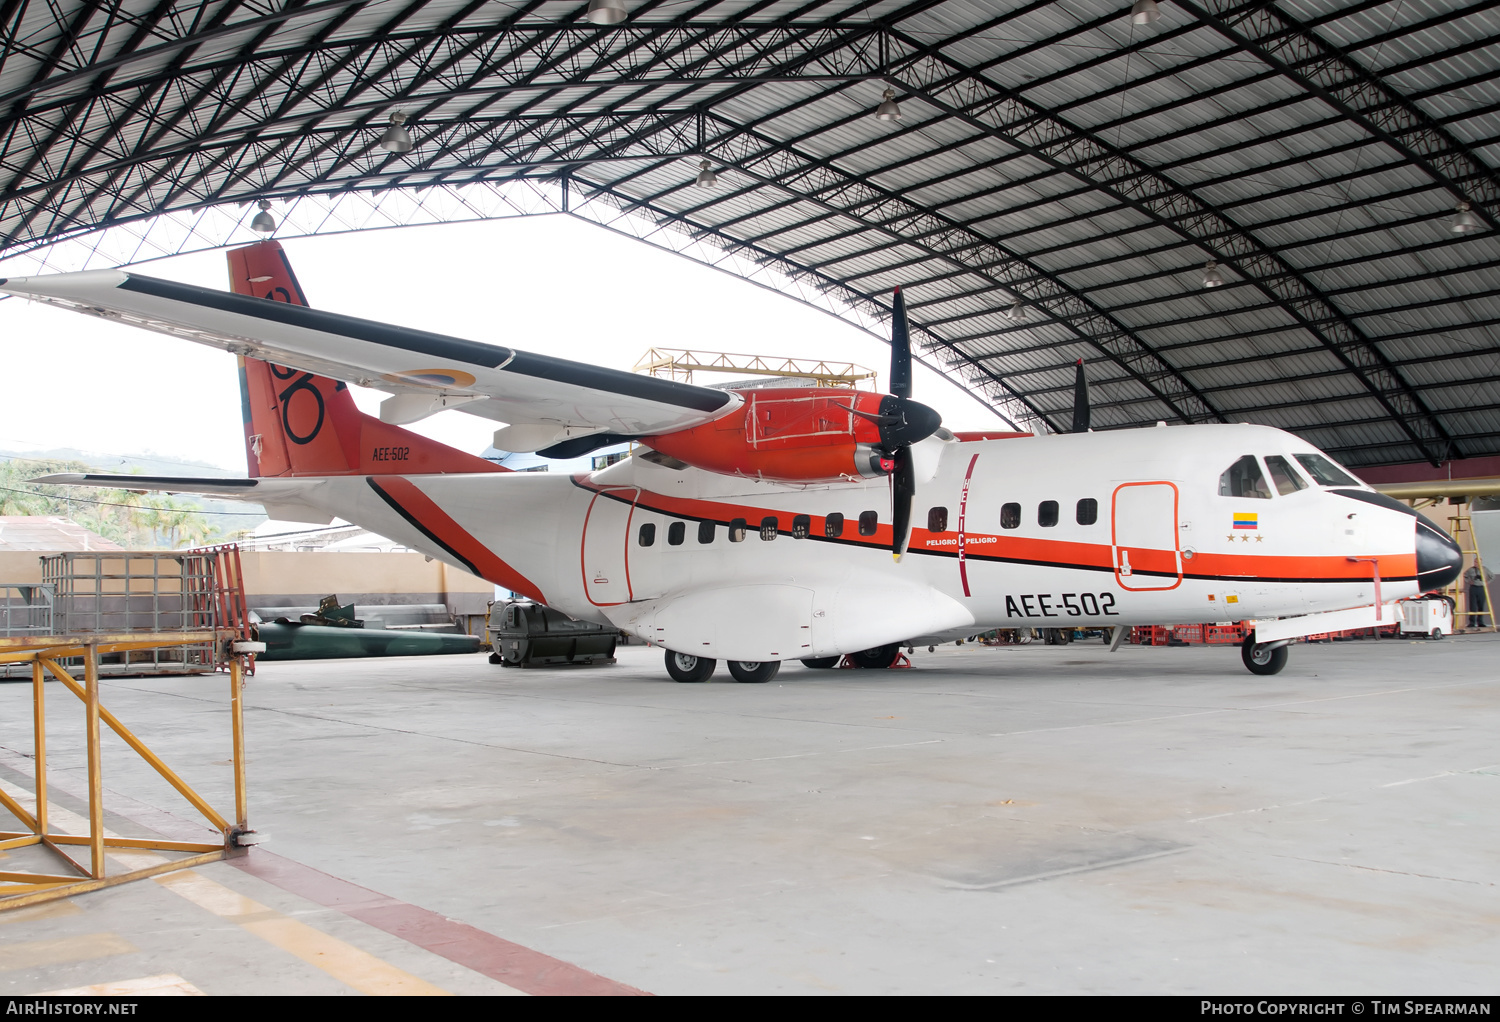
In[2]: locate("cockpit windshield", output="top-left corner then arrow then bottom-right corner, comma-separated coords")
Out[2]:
1219,455 -> 1271,499
1264,455 -> 1307,496
1293,452 -> 1358,487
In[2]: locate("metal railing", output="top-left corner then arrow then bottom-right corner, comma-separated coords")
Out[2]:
0,584 -> 54,639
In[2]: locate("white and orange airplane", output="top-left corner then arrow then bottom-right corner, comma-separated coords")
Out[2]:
1,241 -> 1462,680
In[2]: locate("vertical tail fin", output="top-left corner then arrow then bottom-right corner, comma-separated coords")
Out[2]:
227,241 -> 501,478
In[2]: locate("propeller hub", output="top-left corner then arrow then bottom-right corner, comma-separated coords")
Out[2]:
877,395 -> 943,452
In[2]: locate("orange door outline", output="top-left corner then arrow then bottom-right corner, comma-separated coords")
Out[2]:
581,488 -> 639,606
1111,481 -> 1183,592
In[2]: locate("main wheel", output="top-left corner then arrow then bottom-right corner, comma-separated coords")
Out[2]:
728,660 -> 781,684
849,644 -> 900,669
800,656 -> 839,669
1430,628 -> 1444,640
1240,637 -> 1288,676
665,650 -> 716,683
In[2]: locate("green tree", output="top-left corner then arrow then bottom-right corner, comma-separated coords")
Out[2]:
0,457 -> 225,549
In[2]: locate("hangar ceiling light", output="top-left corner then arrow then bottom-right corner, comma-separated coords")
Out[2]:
1451,201 -> 1482,234
250,201 -> 275,234
1131,0 -> 1161,26
695,161 -> 718,189
379,113 -> 413,154
1202,261 -> 1225,288
875,89 -> 902,122
586,0 -> 628,26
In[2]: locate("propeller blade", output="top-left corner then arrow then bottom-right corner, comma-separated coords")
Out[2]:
835,402 -> 903,427
1071,358 -> 1090,434
891,445 -> 915,561
890,287 -> 912,400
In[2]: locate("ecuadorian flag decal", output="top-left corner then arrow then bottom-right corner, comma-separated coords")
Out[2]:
1233,512 -> 1259,531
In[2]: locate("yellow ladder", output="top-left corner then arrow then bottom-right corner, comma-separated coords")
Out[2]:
1449,510 -> 1495,631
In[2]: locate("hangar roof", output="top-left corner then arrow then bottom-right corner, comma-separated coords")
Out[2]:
1,0 -> 1498,467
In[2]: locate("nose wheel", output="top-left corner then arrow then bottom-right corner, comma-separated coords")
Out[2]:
1240,636 -> 1288,676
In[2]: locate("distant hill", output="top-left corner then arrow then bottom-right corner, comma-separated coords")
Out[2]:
0,445 -> 267,536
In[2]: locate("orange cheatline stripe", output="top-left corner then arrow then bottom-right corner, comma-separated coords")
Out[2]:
572,477 -> 1419,583
368,477 -> 546,603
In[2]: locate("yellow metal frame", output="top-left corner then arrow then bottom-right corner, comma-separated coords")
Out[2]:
633,347 -> 877,388
0,631 -> 248,911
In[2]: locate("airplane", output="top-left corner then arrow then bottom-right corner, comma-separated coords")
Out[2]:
0,241 -> 1463,681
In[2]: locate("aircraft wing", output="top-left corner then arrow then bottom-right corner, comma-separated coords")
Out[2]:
32,473 -> 335,525
0,270 -> 737,444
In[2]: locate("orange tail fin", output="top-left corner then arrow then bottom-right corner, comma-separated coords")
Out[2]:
228,241 -> 502,478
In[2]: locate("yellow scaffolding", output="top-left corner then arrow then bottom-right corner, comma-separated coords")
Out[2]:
633,347 -> 877,388
0,630 -> 249,910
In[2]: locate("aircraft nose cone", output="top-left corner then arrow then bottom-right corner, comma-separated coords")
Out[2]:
1416,519 -> 1463,591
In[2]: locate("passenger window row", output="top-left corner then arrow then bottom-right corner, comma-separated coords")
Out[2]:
996,498 -> 1097,530
638,497 -> 1101,547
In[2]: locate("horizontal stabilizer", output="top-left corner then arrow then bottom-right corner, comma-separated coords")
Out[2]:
30,473 -> 333,524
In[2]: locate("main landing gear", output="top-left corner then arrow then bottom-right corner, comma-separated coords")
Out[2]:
664,650 -> 781,683
800,644 -> 904,670
1240,635 -> 1288,676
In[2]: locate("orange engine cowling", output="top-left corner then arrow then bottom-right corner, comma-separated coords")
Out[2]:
645,388 -> 893,482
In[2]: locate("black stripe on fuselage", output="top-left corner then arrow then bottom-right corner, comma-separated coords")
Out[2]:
117,275 -> 733,414
366,477 -> 481,578
573,478 -> 1418,585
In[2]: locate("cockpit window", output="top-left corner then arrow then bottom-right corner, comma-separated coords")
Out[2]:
1264,455 -> 1307,496
1294,453 -> 1358,487
1219,455 -> 1272,499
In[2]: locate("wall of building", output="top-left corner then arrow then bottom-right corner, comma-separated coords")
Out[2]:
0,550 -> 494,617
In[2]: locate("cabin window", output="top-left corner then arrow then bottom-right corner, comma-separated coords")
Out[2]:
1001,502 -> 1021,529
1076,498 -> 1098,525
698,521 -> 715,544
760,516 -> 778,541
667,521 -> 685,546
729,518 -> 747,543
1294,452 -> 1358,487
858,510 -> 879,536
928,507 -> 948,533
1219,455 -> 1272,499
825,513 -> 845,538
638,523 -> 656,547
1264,455 -> 1307,496
792,514 -> 810,539
1038,501 -> 1059,528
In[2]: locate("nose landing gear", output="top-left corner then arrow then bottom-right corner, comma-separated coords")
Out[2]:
1241,636 -> 1288,676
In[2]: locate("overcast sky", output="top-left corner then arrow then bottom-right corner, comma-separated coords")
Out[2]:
0,214 -> 1010,472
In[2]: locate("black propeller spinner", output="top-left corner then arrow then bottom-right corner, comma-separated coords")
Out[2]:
882,287 -> 943,560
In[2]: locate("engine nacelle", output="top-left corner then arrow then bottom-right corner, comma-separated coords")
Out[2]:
645,388 -> 893,483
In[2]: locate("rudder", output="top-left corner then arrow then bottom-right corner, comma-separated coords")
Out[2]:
227,241 -> 501,478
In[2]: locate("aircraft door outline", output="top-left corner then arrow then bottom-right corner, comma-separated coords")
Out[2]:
581,487 -> 639,606
1111,481 -> 1183,591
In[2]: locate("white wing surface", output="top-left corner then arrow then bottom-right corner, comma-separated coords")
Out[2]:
0,270 -> 736,443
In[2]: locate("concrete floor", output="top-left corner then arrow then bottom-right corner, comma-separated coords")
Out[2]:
1,633 -> 1497,995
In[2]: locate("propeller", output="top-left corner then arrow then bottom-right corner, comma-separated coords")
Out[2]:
882,287 -> 943,561
1071,358 -> 1090,433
